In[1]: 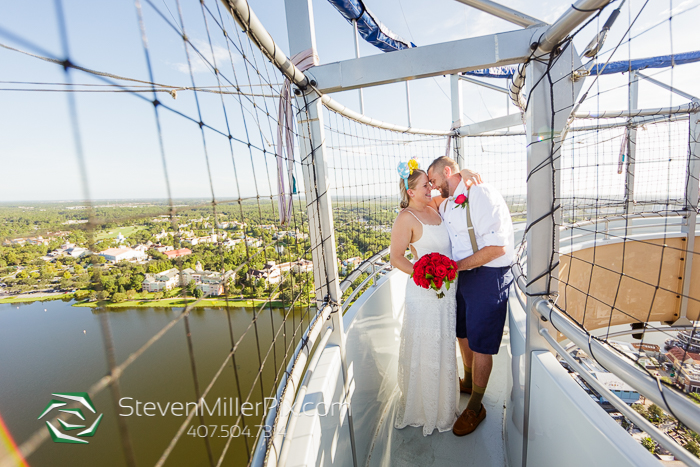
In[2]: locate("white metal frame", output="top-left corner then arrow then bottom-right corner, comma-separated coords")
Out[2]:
450,74 -> 464,166
283,3 -> 358,467
521,39 -> 584,467
452,0 -> 545,28
624,71 -> 638,214
308,26 -> 546,94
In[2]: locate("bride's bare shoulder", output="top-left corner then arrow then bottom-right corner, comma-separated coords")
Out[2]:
393,209 -> 417,228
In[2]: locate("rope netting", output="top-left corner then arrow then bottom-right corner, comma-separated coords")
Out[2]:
461,134 -> 528,220
322,106 -> 450,298
561,118 -> 690,220
504,0 -> 700,457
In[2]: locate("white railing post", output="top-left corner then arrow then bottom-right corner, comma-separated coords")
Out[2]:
351,19 -> 365,115
522,46 -> 583,467
450,74 -> 464,167
678,111 -> 700,325
625,71 -> 638,215
405,81 -> 413,127
284,2 -> 358,467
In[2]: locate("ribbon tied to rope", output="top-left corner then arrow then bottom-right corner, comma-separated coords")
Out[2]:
276,49 -> 319,225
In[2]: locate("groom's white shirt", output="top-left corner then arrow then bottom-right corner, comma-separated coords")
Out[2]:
438,182 -> 515,267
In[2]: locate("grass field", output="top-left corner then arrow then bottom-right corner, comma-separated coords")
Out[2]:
72,298 -> 285,308
0,289 -> 287,309
94,226 -> 147,241
0,293 -> 74,304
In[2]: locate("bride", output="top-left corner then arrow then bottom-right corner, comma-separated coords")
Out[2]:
390,160 -> 479,436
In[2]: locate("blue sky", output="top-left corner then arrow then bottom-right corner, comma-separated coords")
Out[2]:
0,0 -> 698,202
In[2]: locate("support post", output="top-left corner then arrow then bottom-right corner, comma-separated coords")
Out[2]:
678,112 -> 700,325
452,0 -> 544,27
522,47 -> 583,467
450,74 -> 464,167
637,72 -> 700,103
405,81 -> 412,127
285,0 -> 341,336
459,74 -> 509,94
351,19 -> 365,115
625,71 -> 638,214
284,2 -> 358,467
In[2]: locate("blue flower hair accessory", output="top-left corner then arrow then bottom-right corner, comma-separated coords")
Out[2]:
397,159 -> 419,190
397,162 -> 410,189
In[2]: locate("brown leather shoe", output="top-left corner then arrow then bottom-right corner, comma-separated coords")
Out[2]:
452,404 -> 486,436
459,377 -> 472,394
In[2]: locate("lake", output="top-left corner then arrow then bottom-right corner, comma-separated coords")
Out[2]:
0,299 -> 313,467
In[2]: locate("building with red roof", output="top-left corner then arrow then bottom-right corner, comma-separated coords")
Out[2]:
164,248 -> 192,259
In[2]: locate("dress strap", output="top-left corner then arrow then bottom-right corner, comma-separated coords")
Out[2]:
404,209 -> 425,225
428,205 -> 440,216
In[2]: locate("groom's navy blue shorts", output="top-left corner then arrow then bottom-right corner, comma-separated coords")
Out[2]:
456,266 -> 513,355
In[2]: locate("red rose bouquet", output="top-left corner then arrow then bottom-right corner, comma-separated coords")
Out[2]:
411,252 -> 458,298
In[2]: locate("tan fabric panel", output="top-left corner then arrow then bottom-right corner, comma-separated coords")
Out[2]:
557,237 -> 685,332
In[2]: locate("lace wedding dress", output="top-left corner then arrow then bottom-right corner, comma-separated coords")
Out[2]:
395,210 -> 459,436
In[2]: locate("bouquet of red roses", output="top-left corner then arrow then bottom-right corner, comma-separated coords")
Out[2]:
411,252 -> 458,299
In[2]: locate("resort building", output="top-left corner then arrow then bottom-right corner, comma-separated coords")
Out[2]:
247,260 -> 313,285
164,248 -> 192,260
245,238 -> 263,248
665,346 -> 700,393
142,268 -> 180,292
197,270 -> 235,296
180,267 -> 235,296
99,247 -> 148,263
591,372 -> 641,405
248,261 -> 282,285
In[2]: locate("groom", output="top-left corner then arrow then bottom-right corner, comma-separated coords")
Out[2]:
427,156 -> 514,436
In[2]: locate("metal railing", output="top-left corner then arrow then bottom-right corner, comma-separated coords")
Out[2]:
531,298 -> 700,434
276,326 -> 333,466
251,303 -> 334,467
511,210 -> 700,462
539,325 -> 700,467
339,248 -> 390,293
252,250 -> 391,466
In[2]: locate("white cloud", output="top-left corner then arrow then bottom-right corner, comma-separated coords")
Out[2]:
171,38 -> 238,74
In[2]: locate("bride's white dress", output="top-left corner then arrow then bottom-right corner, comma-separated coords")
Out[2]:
395,211 -> 459,436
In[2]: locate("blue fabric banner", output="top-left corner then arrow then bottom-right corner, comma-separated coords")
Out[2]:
326,0 -> 415,52
462,51 -> 700,79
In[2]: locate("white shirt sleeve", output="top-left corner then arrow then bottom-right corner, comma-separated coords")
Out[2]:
471,185 -> 511,248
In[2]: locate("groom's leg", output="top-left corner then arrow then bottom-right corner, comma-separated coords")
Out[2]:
458,337 -> 473,392
464,352 -> 492,417
453,267 -> 512,436
458,338 -> 473,374
456,272 -> 472,393
472,352 -> 493,387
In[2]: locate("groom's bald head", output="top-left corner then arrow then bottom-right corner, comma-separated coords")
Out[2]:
427,156 -> 459,178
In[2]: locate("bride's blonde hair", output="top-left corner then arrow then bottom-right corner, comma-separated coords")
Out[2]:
399,169 -> 427,209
